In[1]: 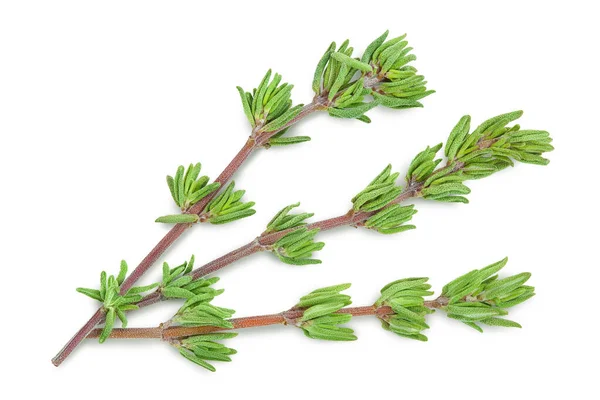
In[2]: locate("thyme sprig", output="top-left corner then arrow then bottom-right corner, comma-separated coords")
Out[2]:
76,261 -> 159,342
52,30 -> 434,366
74,112 -> 551,338
89,258 -> 533,372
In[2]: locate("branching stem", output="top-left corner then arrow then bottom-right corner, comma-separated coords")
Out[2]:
87,298 -> 448,341
53,73 -> 430,365
51,99 -> 324,367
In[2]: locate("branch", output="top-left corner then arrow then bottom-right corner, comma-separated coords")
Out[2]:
53,31 -> 438,366
83,256 -> 535,372
88,299 -> 449,340
51,101 -> 322,367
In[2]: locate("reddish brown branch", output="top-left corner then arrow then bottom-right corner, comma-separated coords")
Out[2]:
132,186 -> 422,312
52,102 -> 322,367
87,296 -> 449,341
87,305 -> 393,340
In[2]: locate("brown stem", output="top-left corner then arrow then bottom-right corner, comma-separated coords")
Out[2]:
52,101 -> 323,367
424,296 -> 450,309
88,305 -> 393,340
257,186 -> 421,245
190,240 -> 264,280
88,298 -> 450,341
130,186 -> 422,312
87,327 -> 163,339
88,293 -> 452,341
52,308 -> 106,366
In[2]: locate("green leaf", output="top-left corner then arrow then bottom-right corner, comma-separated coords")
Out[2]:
99,308 -> 115,343
179,348 -> 216,372
331,51 -> 372,72
116,260 -> 127,286
268,136 -> 311,146
328,101 -> 379,119
313,42 -> 336,93
309,283 -> 352,294
155,214 -> 199,224
445,115 -> 471,160
361,30 -> 389,63
162,287 -> 196,299
76,287 -> 103,302
303,324 -> 357,341
483,273 -> 531,299
236,87 -> 254,127
126,282 -> 159,295
463,322 -> 483,333
481,317 -> 522,328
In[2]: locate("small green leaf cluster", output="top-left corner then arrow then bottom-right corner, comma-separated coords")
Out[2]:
156,180 -> 255,225
406,143 -> 443,183
264,202 -> 314,233
166,163 -> 221,212
441,257 -> 535,332
156,162 -> 221,224
170,284 -> 236,371
237,70 -> 310,147
375,278 -> 434,341
315,40 -> 378,121
312,32 -> 433,122
352,164 -> 402,212
172,293 -> 235,329
407,112 -> 553,203
363,31 -> 434,109
159,256 -> 221,300
328,75 -> 377,122
296,283 -> 356,341
445,111 -> 553,167
76,261 -> 158,343
364,204 -> 417,234
203,182 -> 256,224
178,332 -> 238,372
272,227 -> 324,265
314,42 -> 367,98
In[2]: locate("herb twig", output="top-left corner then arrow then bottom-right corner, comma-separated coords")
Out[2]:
52,30 -> 434,366
128,111 -> 552,313
87,257 -> 534,372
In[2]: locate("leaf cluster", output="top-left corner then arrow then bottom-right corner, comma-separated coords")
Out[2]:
363,31 -> 434,109
296,283 -> 356,341
264,202 -> 314,233
312,32 -> 434,122
178,332 -> 238,372
166,163 -> 220,212
441,257 -> 535,332
314,41 -> 377,122
272,227 -> 324,265
406,111 -> 553,203
203,182 -> 256,224
156,180 -> 255,225
364,204 -> 417,234
172,293 -> 235,329
159,256 -> 222,300
76,261 -> 158,343
237,70 -> 310,146
171,286 -> 236,371
352,164 -> 402,212
375,277 -> 434,341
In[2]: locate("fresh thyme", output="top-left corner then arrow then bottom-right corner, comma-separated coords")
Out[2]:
87,258 -> 533,372
52,30 -> 434,366
76,110 -> 552,342
52,30 -> 552,371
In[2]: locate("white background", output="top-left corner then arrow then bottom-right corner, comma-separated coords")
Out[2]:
1,1 -> 598,398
